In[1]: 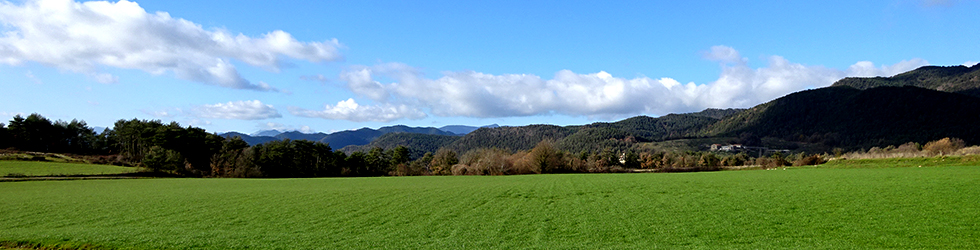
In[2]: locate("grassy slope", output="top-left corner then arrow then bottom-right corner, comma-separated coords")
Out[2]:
819,155 -> 980,169
0,161 -> 137,177
2,166 -> 980,249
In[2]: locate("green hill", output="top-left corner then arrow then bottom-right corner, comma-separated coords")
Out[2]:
339,133 -> 461,159
446,125 -> 576,153
832,64 -> 980,97
705,86 -> 980,149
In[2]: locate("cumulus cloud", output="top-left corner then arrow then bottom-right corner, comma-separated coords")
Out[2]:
337,47 -> 927,118
289,98 -> 426,122
191,100 -> 281,120
0,0 -> 341,90
964,61 -> 978,67
702,45 -> 746,64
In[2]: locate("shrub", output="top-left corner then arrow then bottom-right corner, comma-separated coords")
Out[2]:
506,151 -> 536,175
526,141 -> 564,173
429,148 -> 459,175
459,148 -> 511,175
793,154 -> 826,166
924,137 -> 966,156
955,146 -> 980,156
450,164 -> 475,175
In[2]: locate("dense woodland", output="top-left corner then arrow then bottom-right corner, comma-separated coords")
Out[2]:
832,64 -> 980,97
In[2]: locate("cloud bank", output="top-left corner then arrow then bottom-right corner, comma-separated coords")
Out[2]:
192,100 -> 281,120
289,98 -> 426,123
0,0 -> 341,90
320,46 -> 926,121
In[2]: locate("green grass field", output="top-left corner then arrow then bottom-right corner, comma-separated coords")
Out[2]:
2,164 -> 979,249
820,155 -> 980,168
0,161 -> 138,177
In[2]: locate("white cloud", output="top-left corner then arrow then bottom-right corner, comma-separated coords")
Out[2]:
702,45 -> 746,64
257,122 -> 289,132
338,48 -> 927,118
298,126 -> 314,134
289,98 -> 426,122
300,74 -> 330,83
256,122 -> 316,134
89,72 -> 119,84
845,59 -> 929,77
25,70 -> 41,84
142,108 -> 180,118
191,100 -> 281,120
186,119 -> 212,127
0,0 -> 341,91
964,61 -> 978,67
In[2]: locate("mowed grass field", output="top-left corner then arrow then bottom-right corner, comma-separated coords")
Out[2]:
0,161 -> 137,177
2,165 -> 979,249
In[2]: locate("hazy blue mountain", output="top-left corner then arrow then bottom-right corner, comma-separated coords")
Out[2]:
252,130 -> 282,137
220,132 -> 278,146
221,125 -> 458,149
438,124 -> 500,135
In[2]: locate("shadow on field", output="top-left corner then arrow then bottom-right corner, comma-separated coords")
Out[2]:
0,171 -> 182,182
0,240 -> 111,250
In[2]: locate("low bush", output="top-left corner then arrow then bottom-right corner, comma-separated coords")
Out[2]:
924,137 -> 966,156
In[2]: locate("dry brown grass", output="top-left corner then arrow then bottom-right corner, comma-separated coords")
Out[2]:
841,138 -> 977,160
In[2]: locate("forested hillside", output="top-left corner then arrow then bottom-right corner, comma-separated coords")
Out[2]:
832,64 -> 980,97
704,86 -> 980,149
340,133 -> 460,159
446,125 -> 576,152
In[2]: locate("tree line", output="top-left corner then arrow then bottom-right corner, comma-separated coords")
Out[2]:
0,114 -> 413,177
1,113 -> 828,178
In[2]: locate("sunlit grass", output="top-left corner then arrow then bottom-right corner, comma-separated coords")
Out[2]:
0,161 -> 137,177
2,165 -> 979,249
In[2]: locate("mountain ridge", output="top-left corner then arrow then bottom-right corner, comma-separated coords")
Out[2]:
229,64 -> 980,156
831,64 -> 980,97
220,125 -> 460,149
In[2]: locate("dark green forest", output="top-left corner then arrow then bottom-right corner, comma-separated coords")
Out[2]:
832,64 -> 980,97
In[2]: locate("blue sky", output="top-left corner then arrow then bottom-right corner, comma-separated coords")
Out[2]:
1,0 -> 977,134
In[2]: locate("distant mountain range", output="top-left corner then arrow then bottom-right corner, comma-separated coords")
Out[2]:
221,124 -> 484,149
438,124 -> 499,135
251,130 -> 282,137
226,64 -> 980,156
